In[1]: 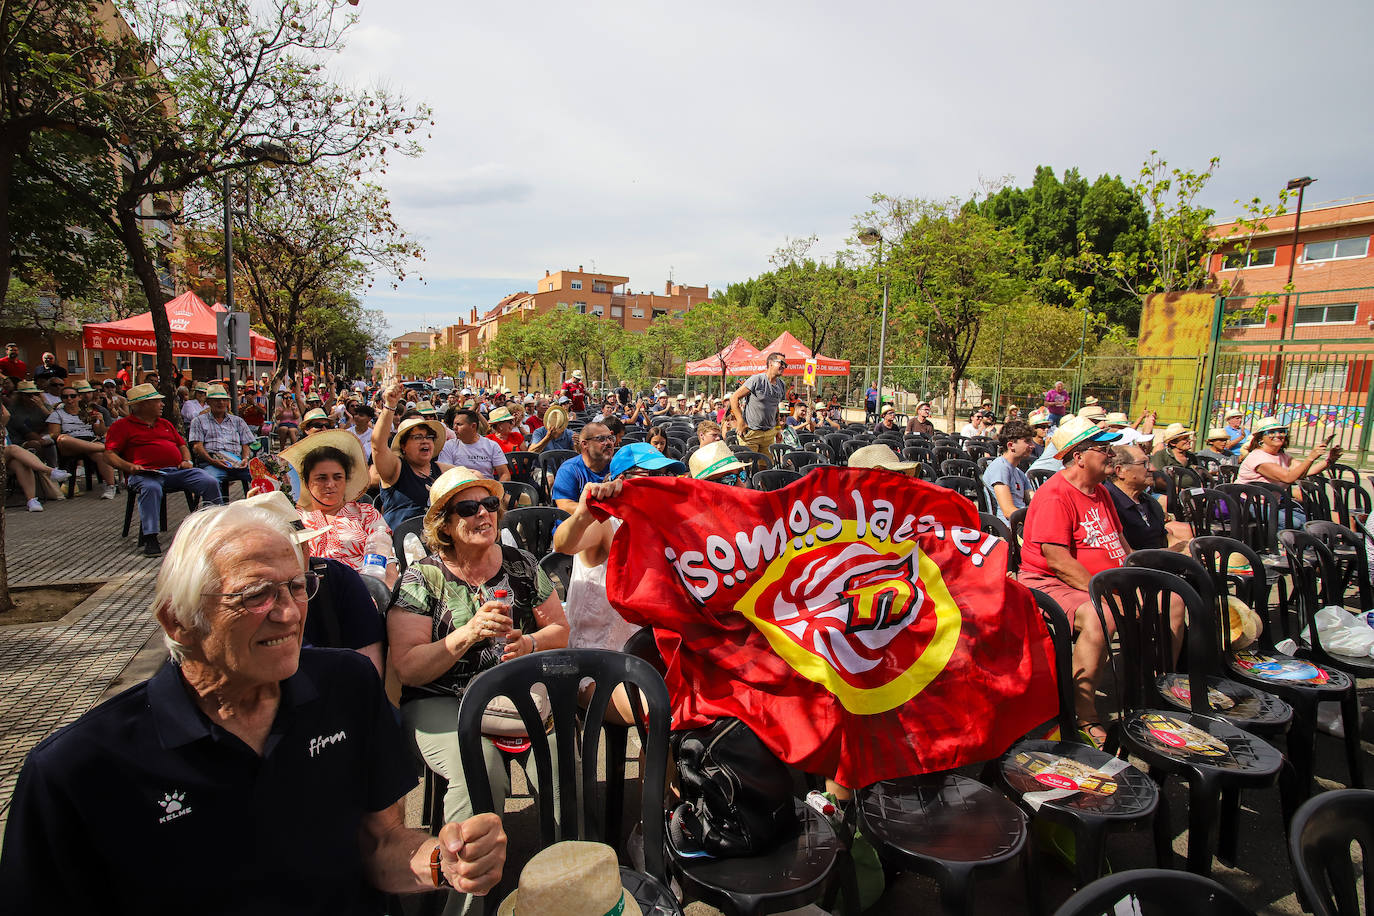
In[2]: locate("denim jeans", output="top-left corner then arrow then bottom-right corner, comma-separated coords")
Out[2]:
130,467 -> 224,535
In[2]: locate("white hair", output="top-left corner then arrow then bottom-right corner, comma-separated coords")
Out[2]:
151,503 -> 304,663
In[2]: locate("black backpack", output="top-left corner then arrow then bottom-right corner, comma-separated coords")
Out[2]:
668,718 -> 799,858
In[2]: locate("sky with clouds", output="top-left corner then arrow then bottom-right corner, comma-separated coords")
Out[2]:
329,0 -> 1374,339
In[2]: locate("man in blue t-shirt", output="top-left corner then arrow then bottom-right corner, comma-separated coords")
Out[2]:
552,420 -> 615,514
1221,408 -> 1248,457
981,420 -> 1035,523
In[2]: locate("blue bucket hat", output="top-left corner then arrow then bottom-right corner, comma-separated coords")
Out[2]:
609,442 -> 685,479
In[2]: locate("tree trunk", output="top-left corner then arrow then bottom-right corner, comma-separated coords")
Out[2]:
0,454 -> 12,614
946,375 -> 959,429
0,136 -> 14,313
117,209 -> 177,419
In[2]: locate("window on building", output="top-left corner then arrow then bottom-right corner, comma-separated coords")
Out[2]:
570,280 -> 582,290
93,351 -> 106,372
1303,237 -> 1369,262
651,308 -> 667,320
176,357 -> 190,369
1221,248 -> 1277,269
66,349 -> 79,371
141,354 -> 154,371
1228,307 -> 1268,327
575,301 -> 587,314
1285,361 -> 1348,392
1294,302 -> 1357,326
592,306 -> 604,317
556,301 -> 568,310
593,281 -> 608,293
631,308 -> 645,319
611,306 -> 623,318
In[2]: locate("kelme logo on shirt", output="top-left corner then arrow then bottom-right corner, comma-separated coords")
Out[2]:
158,790 -> 192,824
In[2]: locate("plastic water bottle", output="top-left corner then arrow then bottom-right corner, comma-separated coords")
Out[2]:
403,532 -> 425,565
360,531 -> 390,580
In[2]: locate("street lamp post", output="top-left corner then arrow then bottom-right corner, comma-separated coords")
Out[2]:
858,228 -> 890,412
1270,175 -> 1315,414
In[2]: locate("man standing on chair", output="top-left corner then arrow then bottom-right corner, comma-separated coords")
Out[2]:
189,384 -> 256,497
729,351 -> 787,467
104,384 -> 224,556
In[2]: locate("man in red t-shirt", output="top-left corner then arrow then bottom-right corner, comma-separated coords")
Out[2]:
104,384 -> 223,556
1019,415 -> 1129,740
559,370 -> 587,412
0,343 -> 27,381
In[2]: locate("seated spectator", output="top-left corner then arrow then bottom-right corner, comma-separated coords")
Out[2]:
274,393 -> 302,448
103,384 -> 224,556
8,380 -> 55,463
1016,415 -> 1133,747
1221,408 -> 1248,457
1077,403 -> 1107,423
687,440 -> 748,486
40,375 -> 64,408
32,351 -> 67,388
960,409 -> 993,439
982,420 -> 1034,523
553,421 -> 615,511
696,419 -> 723,446
554,443 -> 684,723
485,406 -> 524,453
1,401 -> 68,511
99,379 -> 129,419
45,382 -> 118,497
374,382 -> 454,529
188,385 -> 255,496
74,379 -> 111,426
282,430 -> 397,588
906,400 -> 935,436
181,383 -> 209,426
647,427 -> 670,454
238,384 -> 267,431
1101,409 -> 1157,448
1026,408 -> 1052,460
783,401 -> 816,447
1104,443 -> 1174,551
0,499 -> 506,911
1238,416 -> 1339,491
1149,424 -> 1197,472
301,407 -> 334,435
1196,428 -> 1233,465
873,402 -> 902,436
438,407 -> 510,480
388,467 -> 569,847
530,404 -> 573,453
847,443 -> 919,478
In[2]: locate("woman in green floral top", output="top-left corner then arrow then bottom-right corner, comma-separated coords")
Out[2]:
388,467 -> 569,864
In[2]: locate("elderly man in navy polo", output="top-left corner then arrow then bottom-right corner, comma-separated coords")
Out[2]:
0,501 -> 506,914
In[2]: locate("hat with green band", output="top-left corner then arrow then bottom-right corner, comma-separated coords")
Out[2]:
1252,416 -> 1289,437
497,841 -> 642,916
1051,414 -> 1121,460
126,383 -> 165,403
687,440 -> 747,480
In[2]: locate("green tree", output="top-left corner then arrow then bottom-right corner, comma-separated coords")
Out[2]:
678,298 -> 767,398
489,318 -> 547,390
582,317 -> 627,390
635,315 -> 685,383
754,236 -> 864,356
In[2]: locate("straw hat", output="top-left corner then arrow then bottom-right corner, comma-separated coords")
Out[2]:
416,401 -> 437,417
1224,407 -> 1244,420
1206,427 -> 1230,443
1077,404 -> 1107,421
301,407 -> 330,426
73,378 -> 95,393
488,406 -> 514,425
497,841 -> 641,916
1251,416 -> 1289,437
571,370 -> 583,380
1027,407 -> 1051,427
1051,415 -> 1120,460
193,382 -> 209,393
206,384 -> 230,400
14,379 -> 39,394
1102,412 -> 1130,428
1225,596 -> 1263,651
242,491 -> 329,544
1160,423 -> 1194,445
542,405 -> 569,435
688,441 -> 747,480
848,443 -> 919,475
424,466 -> 504,530
280,429 -> 369,509
126,383 -> 164,403
1083,396 -> 1100,407
387,417 -> 445,460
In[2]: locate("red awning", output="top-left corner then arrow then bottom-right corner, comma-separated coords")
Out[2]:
758,331 -> 849,375
82,290 -> 276,361
685,336 -> 768,376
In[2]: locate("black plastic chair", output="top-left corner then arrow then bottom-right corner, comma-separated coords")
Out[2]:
1327,479 -> 1372,532
538,449 -> 578,500
1280,529 -> 1374,691
1213,465 -> 1239,486
1328,463 -> 1362,488
978,512 -> 1020,574
936,475 -> 987,514
1088,567 -> 1284,874
903,446 -> 934,465
1185,487 -> 1242,540
1009,507 -> 1028,555
768,443 -> 789,467
391,515 -> 425,574
501,506 -> 569,558
940,458 -> 980,480
751,468 -> 800,492
538,551 -> 573,602
1300,477 -> 1335,524
998,590 -> 1160,889
1216,482 -> 1290,576
732,449 -> 768,475
1028,468 -> 1055,491
1288,788 -> 1374,916
457,650 -> 671,901
1053,868 -> 1253,916
1305,520 -> 1374,611
120,482 -> 198,538
502,479 -> 541,509
1191,535 -> 1362,802
783,450 -> 825,471
934,445 -> 963,466
505,450 -> 540,489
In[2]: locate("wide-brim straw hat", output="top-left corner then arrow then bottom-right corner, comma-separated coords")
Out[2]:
15,379 -> 40,394
1083,396 -> 1100,407
1224,408 -> 1245,420
1161,422 -> 1194,444
849,443 -> 919,474
424,466 -> 505,530
488,406 -> 514,424
1226,596 -> 1264,651
73,379 -> 95,393
1102,412 -> 1130,428
391,416 -> 447,457
302,407 -> 330,426
1206,427 -> 1230,442
242,491 -> 329,544
126,383 -> 164,403
1027,408 -> 1051,427
497,841 -> 641,916
1077,405 -> 1107,421
1052,415 -> 1120,460
1252,416 -> 1289,437
542,405 -> 569,435
206,385 -> 230,400
688,441 -> 747,480
280,429 -> 370,509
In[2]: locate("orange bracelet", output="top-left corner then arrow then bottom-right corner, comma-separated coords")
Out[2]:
430,844 -> 444,888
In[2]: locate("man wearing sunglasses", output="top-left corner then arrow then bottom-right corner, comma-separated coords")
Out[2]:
0,500 -> 507,911
552,421 -> 615,515
729,351 -> 787,467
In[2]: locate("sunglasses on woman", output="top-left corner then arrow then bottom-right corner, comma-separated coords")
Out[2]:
447,495 -> 502,518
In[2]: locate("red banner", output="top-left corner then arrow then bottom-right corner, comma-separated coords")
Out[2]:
590,467 -> 1056,788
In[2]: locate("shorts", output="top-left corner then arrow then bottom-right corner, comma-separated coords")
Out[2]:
1017,570 -> 1092,626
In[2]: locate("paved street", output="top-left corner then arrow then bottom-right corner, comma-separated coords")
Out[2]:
0,484 -> 1370,914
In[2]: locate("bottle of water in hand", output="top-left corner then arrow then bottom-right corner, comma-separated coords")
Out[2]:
360,531 -> 390,580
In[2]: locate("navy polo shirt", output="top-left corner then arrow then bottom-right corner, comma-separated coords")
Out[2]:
305,557 -> 386,652
0,649 -> 416,915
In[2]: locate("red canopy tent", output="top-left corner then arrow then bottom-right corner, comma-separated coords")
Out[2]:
82,290 -> 276,362
759,331 -> 850,375
685,336 -> 768,377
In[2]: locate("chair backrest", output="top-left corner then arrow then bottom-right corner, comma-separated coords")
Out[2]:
731,450 -> 766,475
935,475 -> 986,513
1009,506 -> 1028,553
505,450 -> 540,486
1304,520 -> 1374,612
1053,868 -> 1254,916
1189,536 -> 1276,649
502,480 -> 541,509
622,626 -> 667,675
537,449 -> 578,478
1088,566 -> 1207,716
391,515 -> 425,574
783,450 -> 824,471
1187,487 -> 1244,540
1278,529 -> 1343,663
1327,479 -> 1372,531
1026,588 -> 1081,748
1216,482 -> 1282,555
979,512 -> 1020,574
1300,477 -> 1335,524
768,443 -> 789,466
456,650 -> 671,882
1028,468 -> 1055,491
1125,550 -> 1223,705
539,551 -> 574,602
940,458 -> 980,480
1329,463 -> 1361,487
1213,464 -> 1239,485
1288,788 -> 1374,916
500,506 -> 570,558
751,468 -> 801,492
934,445 -> 963,465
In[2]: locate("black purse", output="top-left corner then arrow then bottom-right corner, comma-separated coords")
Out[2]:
668,718 -> 799,858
